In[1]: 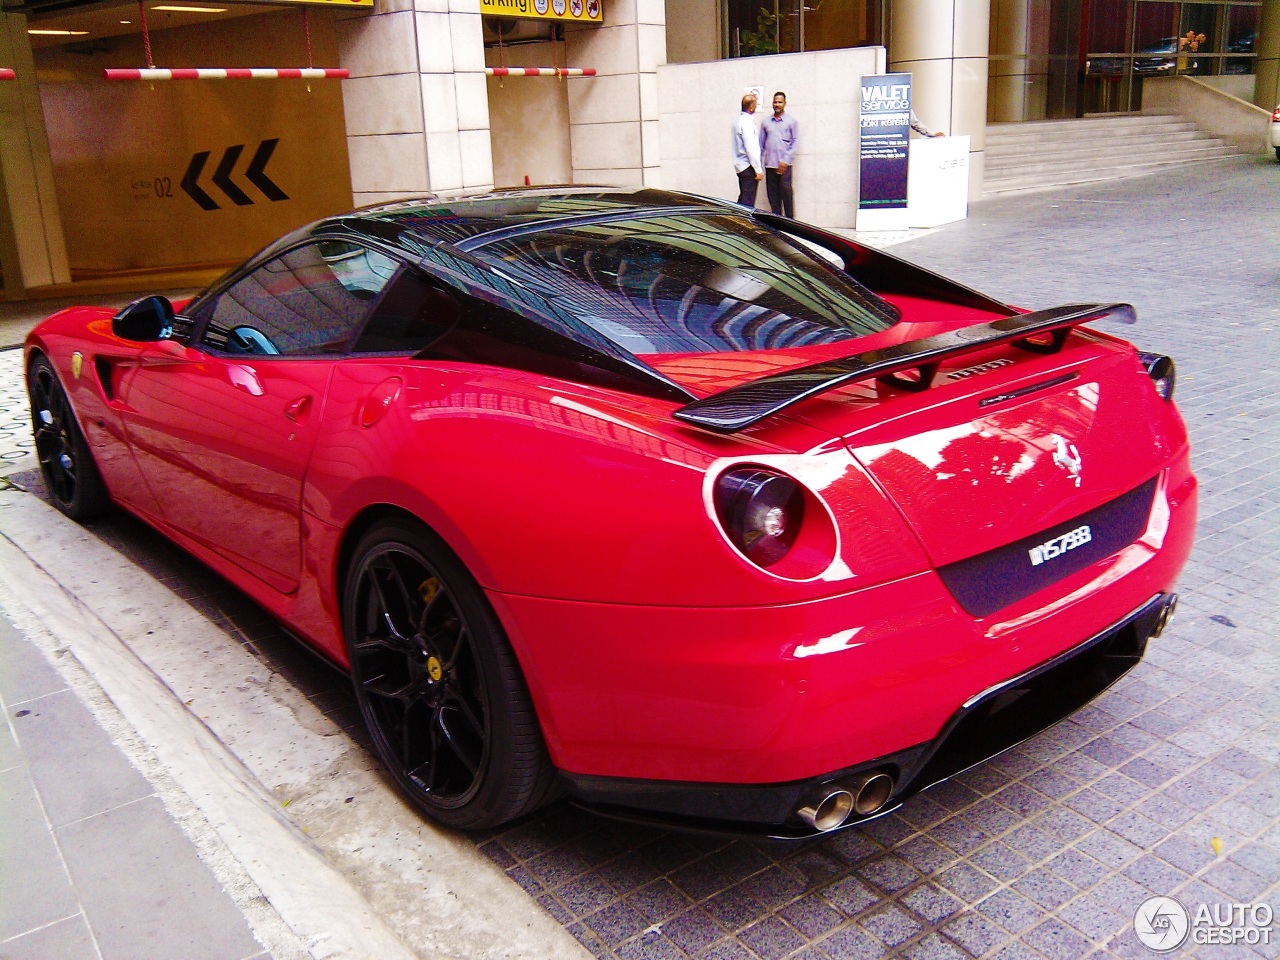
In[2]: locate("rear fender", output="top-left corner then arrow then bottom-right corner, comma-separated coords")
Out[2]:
304,362 -> 930,605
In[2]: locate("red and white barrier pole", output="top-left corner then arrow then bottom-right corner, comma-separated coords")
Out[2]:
104,67 -> 349,80
485,67 -> 596,78
0,68 -> 15,81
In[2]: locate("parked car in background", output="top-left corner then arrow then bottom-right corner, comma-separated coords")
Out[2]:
1271,105 -> 1280,160
1132,37 -> 1179,75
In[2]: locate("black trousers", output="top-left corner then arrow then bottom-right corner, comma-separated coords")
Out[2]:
736,167 -> 760,207
765,166 -> 794,218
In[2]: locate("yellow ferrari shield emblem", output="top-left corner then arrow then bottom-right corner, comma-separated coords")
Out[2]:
71,352 -> 83,379
426,656 -> 443,681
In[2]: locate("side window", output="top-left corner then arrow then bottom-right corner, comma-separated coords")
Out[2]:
352,269 -> 461,354
200,241 -> 399,357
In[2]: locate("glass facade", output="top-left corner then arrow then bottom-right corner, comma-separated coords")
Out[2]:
1082,0 -> 1259,112
725,0 -> 1262,118
726,0 -> 886,56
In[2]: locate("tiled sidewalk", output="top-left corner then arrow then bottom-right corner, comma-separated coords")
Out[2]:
0,348 -> 32,469
0,613 -> 270,960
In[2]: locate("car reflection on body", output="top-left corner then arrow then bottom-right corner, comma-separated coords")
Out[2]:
25,188 -> 1196,837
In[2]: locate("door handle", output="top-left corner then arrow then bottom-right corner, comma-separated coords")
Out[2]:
284,395 -> 312,423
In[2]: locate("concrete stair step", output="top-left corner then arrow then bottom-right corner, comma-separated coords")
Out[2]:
985,118 -> 1199,148
986,131 -> 1213,165
986,140 -> 1232,175
981,114 -> 1240,194
983,152 -> 1244,195
987,122 -> 1204,145
990,141 -> 1240,174
986,114 -> 1194,134
987,153 -> 1238,181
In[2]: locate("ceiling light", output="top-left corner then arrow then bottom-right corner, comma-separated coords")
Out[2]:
151,5 -> 228,11
119,18 -> 132,22
28,28 -> 90,35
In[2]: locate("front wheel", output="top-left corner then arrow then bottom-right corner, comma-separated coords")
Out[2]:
343,519 -> 554,829
27,353 -> 110,521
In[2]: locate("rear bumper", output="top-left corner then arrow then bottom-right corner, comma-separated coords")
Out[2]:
562,592 -> 1174,838
488,460 -> 1195,825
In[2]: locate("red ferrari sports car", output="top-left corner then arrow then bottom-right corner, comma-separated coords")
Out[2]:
26,188 -> 1195,837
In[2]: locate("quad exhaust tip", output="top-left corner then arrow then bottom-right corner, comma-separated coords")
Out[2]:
852,772 -> 895,816
1152,593 -> 1178,639
796,771 -> 896,832
796,790 -> 854,832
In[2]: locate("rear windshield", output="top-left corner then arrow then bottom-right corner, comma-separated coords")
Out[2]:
474,213 -> 899,355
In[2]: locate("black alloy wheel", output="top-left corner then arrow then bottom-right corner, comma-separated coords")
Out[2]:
343,519 -> 554,829
27,354 -> 109,521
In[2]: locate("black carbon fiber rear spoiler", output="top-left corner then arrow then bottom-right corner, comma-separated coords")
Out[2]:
673,302 -> 1136,433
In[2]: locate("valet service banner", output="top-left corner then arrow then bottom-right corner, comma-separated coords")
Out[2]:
858,73 -> 912,210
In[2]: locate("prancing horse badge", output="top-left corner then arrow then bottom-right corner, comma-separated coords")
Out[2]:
1050,433 -> 1083,487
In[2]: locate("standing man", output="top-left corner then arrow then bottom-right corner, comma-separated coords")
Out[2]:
732,93 -> 763,208
761,91 -> 798,218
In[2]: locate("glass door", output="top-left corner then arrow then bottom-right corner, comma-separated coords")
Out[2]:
1082,0 -> 1259,113
1047,0 -> 1085,118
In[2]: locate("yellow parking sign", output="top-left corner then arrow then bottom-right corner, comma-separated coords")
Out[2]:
266,0 -> 374,7
480,0 -> 602,22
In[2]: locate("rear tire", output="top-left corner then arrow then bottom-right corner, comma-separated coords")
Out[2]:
343,518 -> 555,829
1274,146 -> 1279,162
27,354 -> 110,521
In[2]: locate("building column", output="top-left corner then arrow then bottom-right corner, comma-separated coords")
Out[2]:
889,0 -> 991,199
1256,0 -> 1280,111
0,14 -> 70,296
336,0 -> 492,206
564,0 -> 666,186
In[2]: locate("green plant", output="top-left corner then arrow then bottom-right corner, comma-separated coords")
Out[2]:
739,5 -> 779,57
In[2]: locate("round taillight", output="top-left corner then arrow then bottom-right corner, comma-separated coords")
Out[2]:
714,467 -> 805,567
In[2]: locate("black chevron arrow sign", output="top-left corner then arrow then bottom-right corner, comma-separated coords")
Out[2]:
246,139 -> 289,201
180,150 -> 217,211
212,144 -> 251,206
180,139 -> 289,211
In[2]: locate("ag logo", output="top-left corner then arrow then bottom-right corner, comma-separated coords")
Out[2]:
1135,896 -> 1189,951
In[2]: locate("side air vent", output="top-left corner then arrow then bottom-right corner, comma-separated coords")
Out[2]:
94,357 -> 116,400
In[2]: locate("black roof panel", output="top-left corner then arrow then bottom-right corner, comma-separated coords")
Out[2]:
342,187 -> 733,247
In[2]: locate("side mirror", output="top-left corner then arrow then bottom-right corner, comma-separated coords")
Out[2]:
113,296 -> 175,342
